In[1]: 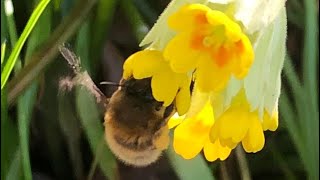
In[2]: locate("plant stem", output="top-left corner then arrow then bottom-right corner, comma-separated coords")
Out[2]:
235,146 -> 251,180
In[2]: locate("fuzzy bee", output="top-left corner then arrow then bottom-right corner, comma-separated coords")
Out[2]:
59,45 -> 176,167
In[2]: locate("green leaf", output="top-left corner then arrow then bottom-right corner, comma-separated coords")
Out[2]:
90,0 -> 117,74
5,0 -> 22,73
166,142 -> 215,180
302,0 -> 319,179
121,0 -> 149,42
279,90 -> 308,172
74,23 -> 117,178
5,149 -> 22,180
76,21 -> 91,73
17,83 -> 38,180
76,88 -> 117,180
25,0 -> 52,62
1,0 -> 8,42
1,40 -> 6,65
1,0 -> 50,89
7,0 -> 98,105
1,90 -> 19,180
58,94 -> 84,180
132,0 -> 158,26
15,1 -> 52,178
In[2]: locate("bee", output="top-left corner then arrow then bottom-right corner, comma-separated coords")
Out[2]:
104,77 -> 175,167
59,44 -> 176,167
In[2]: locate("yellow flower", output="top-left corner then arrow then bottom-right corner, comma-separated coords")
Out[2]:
162,4 -> 254,92
173,5 -> 286,156
210,90 -> 271,152
168,86 -> 279,160
123,50 -> 191,115
122,0 -> 287,161
208,8 -> 286,153
169,101 -> 231,161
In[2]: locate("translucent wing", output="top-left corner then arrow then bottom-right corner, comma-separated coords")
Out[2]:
58,44 -> 108,107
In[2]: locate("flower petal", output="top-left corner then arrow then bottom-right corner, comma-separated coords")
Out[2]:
176,85 -> 191,115
234,0 -> 286,34
173,101 -> 214,159
206,10 -> 242,36
164,32 -> 200,73
151,71 -> 179,106
173,119 -> 212,159
168,3 -> 211,31
204,139 -> 231,161
217,110 -> 250,143
168,113 -> 185,129
196,57 -> 230,92
262,110 -> 278,131
209,90 -> 252,147
124,50 -> 166,79
229,35 -> 254,79
242,116 -> 265,153
186,84 -> 210,118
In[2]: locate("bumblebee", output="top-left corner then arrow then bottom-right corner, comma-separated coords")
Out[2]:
104,78 -> 175,167
59,45 -> 176,167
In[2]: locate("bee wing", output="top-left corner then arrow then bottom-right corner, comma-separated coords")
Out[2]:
59,44 -> 108,108
59,44 -> 81,74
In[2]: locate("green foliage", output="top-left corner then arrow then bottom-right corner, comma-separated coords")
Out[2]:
280,0 -> 319,179
167,142 -> 215,180
1,0 -> 50,89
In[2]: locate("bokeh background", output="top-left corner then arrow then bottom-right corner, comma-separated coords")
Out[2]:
1,0 -> 319,180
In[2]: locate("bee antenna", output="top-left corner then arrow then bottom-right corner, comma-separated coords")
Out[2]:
100,81 -> 124,87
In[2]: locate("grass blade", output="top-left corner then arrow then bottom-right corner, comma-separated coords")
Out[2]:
303,0 -> 318,110
4,0 -> 22,73
1,0 -> 8,42
167,142 -> 215,180
5,149 -> 22,180
15,1 -> 52,179
24,0 -> 52,63
76,88 -> 117,180
121,0 -> 149,42
74,23 -> 117,178
279,90 -> 308,170
90,0 -> 117,74
1,0 -> 50,89
76,21 -> 90,73
7,0 -> 98,105
132,0 -> 158,26
1,89 -> 19,179
302,0 -> 319,179
17,84 -> 38,180
1,40 -> 6,65
58,94 -> 84,180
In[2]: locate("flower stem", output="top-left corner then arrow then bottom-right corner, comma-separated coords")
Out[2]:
235,146 -> 251,180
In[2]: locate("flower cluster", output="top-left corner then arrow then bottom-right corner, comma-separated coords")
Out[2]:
123,0 -> 287,161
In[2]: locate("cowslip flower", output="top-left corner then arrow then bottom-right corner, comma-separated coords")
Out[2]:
168,100 -> 231,161
210,89 -> 277,152
123,50 -> 191,115
163,4 -> 254,92
208,7 -> 287,153
139,0 -> 286,161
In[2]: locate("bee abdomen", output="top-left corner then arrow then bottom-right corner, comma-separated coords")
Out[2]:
105,124 -> 165,167
113,135 -> 155,151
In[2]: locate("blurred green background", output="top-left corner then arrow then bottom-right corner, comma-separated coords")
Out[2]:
1,0 -> 318,180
